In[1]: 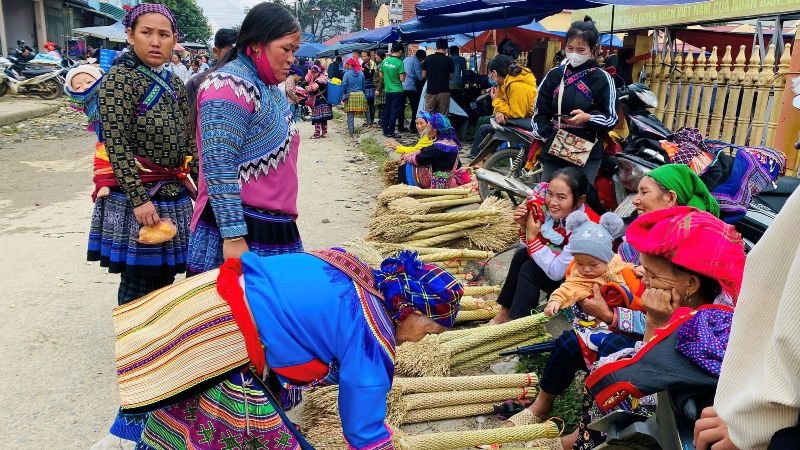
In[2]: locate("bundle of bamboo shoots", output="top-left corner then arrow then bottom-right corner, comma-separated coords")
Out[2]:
303,373 -> 544,448
395,314 -> 550,377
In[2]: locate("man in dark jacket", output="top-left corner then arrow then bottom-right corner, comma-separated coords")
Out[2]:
328,56 -> 343,80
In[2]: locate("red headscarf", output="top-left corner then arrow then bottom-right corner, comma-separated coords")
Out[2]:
346,57 -> 362,72
626,206 -> 746,302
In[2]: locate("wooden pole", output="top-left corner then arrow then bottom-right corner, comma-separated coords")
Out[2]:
734,45 -> 760,146
721,45 -> 746,143
765,43 -> 793,148
772,28 -> 800,174
685,47 -> 707,129
708,46 -> 732,141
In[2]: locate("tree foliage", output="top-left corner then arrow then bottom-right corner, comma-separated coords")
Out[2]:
146,0 -> 212,43
273,0 -> 360,42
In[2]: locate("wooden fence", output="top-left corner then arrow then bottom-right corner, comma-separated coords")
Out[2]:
643,43 -> 793,148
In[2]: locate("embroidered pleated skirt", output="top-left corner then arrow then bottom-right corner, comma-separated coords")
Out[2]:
88,187 -> 192,278
187,204 -> 303,275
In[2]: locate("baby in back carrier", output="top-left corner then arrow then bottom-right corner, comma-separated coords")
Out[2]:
64,64 -> 110,201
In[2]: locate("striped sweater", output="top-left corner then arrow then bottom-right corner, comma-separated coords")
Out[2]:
715,188 -> 800,449
191,54 -> 300,237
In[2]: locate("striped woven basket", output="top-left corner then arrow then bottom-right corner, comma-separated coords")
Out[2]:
113,269 -> 248,410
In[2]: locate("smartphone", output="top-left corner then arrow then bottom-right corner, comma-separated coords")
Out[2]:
554,113 -> 575,119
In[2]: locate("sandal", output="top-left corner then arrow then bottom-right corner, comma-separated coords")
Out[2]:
506,408 -> 544,427
524,437 -> 563,449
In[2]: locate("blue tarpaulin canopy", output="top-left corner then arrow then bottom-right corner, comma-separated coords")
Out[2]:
415,0 -> 711,17
295,42 -> 327,58
340,26 -> 400,44
317,42 -> 385,58
398,7 -> 542,42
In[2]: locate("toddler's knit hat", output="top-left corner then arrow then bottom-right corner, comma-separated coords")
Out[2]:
565,210 -> 625,263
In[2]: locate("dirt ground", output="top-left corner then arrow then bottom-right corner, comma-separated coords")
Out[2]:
0,111 -> 382,448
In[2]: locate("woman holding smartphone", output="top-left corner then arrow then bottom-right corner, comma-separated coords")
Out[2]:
531,16 -> 617,184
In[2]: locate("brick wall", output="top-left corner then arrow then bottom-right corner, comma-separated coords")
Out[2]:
401,0 -> 420,21
361,0 -> 378,30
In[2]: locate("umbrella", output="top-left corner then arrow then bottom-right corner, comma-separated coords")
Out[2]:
415,0 -> 712,17
317,42 -> 384,58
340,26 -> 400,44
398,7 -> 541,42
73,22 -> 127,42
295,42 -> 327,58
174,43 -> 185,52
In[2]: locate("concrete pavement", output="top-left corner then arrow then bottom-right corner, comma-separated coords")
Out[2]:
0,96 -> 63,126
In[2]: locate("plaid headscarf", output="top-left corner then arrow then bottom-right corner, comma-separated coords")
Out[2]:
122,3 -> 180,38
428,112 -> 461,145
626,206 -> 746,302
373,251 -> 463,328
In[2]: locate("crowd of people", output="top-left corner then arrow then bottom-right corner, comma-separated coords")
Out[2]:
60,2 -> 799,449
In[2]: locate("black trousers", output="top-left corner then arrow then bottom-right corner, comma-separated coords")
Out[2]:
404,89 -> 421,123
496,247 -> 563,320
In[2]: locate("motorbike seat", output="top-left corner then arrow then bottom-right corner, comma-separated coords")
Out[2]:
22,68 -> 52,77
759,176 -> 800,197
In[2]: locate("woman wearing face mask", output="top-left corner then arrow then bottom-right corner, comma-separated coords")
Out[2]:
531,16 -> 617,184
470,54 -> 537,158
187,3 -> 303,275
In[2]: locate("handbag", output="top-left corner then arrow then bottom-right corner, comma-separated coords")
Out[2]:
547,69 -> 594,167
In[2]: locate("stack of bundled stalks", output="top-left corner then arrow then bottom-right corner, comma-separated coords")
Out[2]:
395,314 -> 550,377
303,373 -> 553,449
368,186 -> 518,253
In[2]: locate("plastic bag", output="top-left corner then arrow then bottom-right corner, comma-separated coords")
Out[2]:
137,218 -> 177,245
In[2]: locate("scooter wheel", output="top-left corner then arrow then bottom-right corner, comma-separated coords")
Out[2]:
478,148 -> 531,203
37,79 -> 62,100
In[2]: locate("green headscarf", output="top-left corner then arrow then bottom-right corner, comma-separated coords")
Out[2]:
647,164 -> 721,217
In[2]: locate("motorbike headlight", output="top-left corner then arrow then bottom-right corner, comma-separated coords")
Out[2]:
616,158 -> 650,192
635,89 -> 658,109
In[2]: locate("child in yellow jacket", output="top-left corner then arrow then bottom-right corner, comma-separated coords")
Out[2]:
386,111 -> 432,154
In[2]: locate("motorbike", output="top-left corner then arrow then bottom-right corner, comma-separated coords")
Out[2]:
470,118 -> 539,202
0,39 -> 72,99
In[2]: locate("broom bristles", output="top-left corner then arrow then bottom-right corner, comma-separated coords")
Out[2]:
383,159 -> 402,187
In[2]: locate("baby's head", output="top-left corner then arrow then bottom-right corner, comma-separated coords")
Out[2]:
64,65 -> 103,94
566,211 -> 625,278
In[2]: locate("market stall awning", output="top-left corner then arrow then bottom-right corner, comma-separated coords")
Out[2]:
415,0 -> 711,17
317,42 -> 385,58
340,26 -> 400,44
460,21 -> 561,53
398,7 -> 541,42
73,22 -> 127,42
323,32 -> 356,46
296,42 -> 327,58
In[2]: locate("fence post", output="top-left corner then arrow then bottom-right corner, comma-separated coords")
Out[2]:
686,47 -> 707,130
772,30 -> 800,175
751,44 -> 776,146
735,45 -> 760,146
663,53 -> 683,130
697,46 -> 718,136
655,52 -> 671,120
765,43 -> 792,147
722,45 -> 747,143
675,51 -> 694,130
708,46 -> 732,140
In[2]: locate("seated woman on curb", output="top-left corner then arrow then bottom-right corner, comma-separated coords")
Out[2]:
522,207 -> 746,450
397,112 -> 465,189
492,166 -> 605,325
386,111 -> 433,155
469,54 -> 538,158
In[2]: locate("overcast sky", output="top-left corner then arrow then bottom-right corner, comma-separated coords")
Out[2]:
196,0 -> 261,32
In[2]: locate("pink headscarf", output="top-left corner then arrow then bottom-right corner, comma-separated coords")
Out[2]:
346,57 -> 361,72
626,206 -> 746,302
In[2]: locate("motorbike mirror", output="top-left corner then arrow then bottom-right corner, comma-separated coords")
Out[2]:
17,40 -> 24,47
635,89 -> 658,109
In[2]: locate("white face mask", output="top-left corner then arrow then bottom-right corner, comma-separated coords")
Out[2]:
565,51 -> 591,67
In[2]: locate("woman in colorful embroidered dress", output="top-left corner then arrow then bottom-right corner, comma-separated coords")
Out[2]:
105,249 -> 463,449
307,64 -> 331,138
558,207 -> 746,450
531,17 -> 617,184
397,113 -> 463,188
187,4 -> 303,275
91,3 -> 196,305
